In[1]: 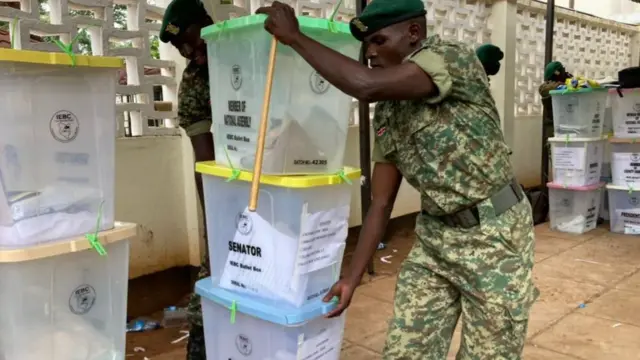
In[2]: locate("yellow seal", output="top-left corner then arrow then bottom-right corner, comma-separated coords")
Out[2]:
166,23 -> 180,35
352,18 -> 368,32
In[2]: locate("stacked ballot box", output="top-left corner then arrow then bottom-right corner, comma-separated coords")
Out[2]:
0,223 -> 137,360
196,280 -> 346,360
201,15 -> 360,175
606,88 -> 640,234
0,49 -> 122,249
194,163 -> 359,360
0,49 -> 134,360
195,13 -> 364,360
547,136 -> 605,234
548,88 -> 608,234
196,162 -> 359,308
547,182 -> 603,234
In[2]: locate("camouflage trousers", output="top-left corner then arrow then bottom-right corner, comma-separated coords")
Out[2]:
383,198 -> 538,360
186,252 -> 210,360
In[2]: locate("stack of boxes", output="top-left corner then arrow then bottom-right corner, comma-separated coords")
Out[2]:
0,49 -> 135,359
547,87 -> 608,234
193,15 -> 362,359
605,88 -> 640,234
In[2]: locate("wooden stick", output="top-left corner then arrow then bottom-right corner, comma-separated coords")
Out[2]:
249,37 -> 278,212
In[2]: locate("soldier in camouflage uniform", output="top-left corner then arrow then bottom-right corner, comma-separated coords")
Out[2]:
538,61 -> 571,194
540,61 -> 572,129
160,0 -> 214,358
258,0 -> 537,359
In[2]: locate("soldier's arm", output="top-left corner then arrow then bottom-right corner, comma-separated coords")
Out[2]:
346,159 -> 402,283
178,67 -> 215,209
288,34 -> 437,102
539,81 -> 562,99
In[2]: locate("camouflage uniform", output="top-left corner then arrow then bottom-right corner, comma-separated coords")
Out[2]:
372,35 -> 538,359
177,62 -> 213,137
539,80 -> 563,186
539,80 -> 563,127
178,61 -> 212,360
540,61 -> 568,129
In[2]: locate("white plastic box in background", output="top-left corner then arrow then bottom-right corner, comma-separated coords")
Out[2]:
0,49 -> 121,248
548,182 -> 603,234
549,88 -> 607,138
196,162 -> 360,308
610,88 -> 640,138
201,15 -> 360,175
609,138 -> 640,187
0,223 -> 136,360
196,279 -> 345,360
607,185 -> 640,234
549,137 -> 604,187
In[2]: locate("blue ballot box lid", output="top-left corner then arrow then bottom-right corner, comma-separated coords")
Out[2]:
195,278 -> 339,326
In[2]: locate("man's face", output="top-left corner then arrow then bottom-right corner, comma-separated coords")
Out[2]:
551,67 -> 572,82
363,21 -> 423,69
171,24 -> 207,65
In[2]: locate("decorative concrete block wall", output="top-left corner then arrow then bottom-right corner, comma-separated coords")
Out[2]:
2,0 -> 639,133
515,0 -> 639,117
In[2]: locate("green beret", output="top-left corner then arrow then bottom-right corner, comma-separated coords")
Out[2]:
544,61 -> 565,81
160,0 -> 208,43
476,44 -> 503,76
349,0 -> 427,42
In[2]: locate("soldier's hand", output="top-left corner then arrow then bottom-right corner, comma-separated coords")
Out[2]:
256,1 -> 301,46
323,278 -> 357,318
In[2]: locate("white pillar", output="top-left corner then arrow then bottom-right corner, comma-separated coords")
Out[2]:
488,0 -> 517,150
631,27 -> 640,68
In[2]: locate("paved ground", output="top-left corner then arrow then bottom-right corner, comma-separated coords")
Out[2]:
125,223 -> 640,359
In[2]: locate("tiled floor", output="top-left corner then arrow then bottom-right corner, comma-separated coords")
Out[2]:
126,223 -> 640,359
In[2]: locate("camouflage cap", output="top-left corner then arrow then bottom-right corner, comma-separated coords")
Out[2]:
349,0 -> 427,42
476,44 -> 503,76
160,0 -> 208,43
544,61 -> 565,81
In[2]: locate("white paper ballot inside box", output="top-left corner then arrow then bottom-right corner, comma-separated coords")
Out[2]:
219,208 -> 301,301
11,312 -> 118,360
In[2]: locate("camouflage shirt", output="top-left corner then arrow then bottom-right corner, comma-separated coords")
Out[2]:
372,35 -> 514,216
177,61 -> 212,137
539,80 -> 562,124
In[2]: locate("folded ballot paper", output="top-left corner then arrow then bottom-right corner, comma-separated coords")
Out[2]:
237,112 -> 331,175
0,171 -> 103,247
3,312 -> 119,360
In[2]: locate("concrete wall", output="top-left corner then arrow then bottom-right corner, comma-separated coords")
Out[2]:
539,0 -> 640,20
115,136 -> 192,278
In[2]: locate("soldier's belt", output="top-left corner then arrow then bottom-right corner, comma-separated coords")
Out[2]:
435,178 -> 524,229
